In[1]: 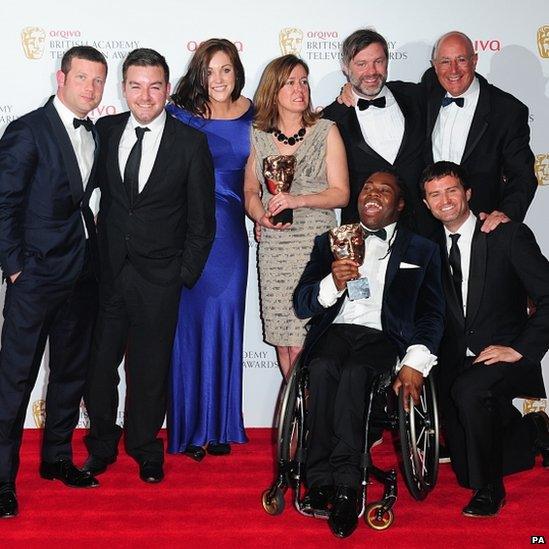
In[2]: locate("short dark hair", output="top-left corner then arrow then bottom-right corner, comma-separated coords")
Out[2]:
363,168 -> 407,201
122,48 -> 169,83
341,29 -> 389,67
61,46 -> 107,75
171,38 -> 245,118
420,161 -> 470,196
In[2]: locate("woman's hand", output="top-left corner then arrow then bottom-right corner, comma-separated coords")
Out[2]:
267,192 -> 300,215
257,210 -> 292,230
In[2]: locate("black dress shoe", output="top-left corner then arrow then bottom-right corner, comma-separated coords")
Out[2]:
462,482 -> 506,517
207,443 -> 231,456
302,485 -> 334,512
0,482 -> 18,518
139,461 -> 164,483
524,411 -> 549,468
40,459 -> 99,488
183,445 -> 206,462
82,454 -> 116,475
328,486 -> 358,538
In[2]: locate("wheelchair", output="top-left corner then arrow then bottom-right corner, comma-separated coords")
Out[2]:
261,356 -> 440,531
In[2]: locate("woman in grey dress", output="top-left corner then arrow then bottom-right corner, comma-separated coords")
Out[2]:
244,55 -> 349,378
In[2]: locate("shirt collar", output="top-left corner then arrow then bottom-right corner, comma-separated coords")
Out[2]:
445,76 -> 480,101
53,95 -> 86,129
444,210 -> 476,240
353,85 -> 395,109
360,220 -> 397,241
128,108 -> 166,132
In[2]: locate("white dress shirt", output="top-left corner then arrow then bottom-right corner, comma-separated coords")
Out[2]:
353,87 -> 404,165
119,110 -> 166,193
318,223 -> 437,376
432,77 -> 480,163
53,95 -> 95,189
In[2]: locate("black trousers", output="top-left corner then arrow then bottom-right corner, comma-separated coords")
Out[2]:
306,324 -> 397,489
0,252 -> 97,482
84,262 -> 181,464
443,357 -> 538,489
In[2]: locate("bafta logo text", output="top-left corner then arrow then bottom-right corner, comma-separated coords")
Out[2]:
32,399 -> 46,428
21,26 -> 46,60
279,28 -> 303,55
537,25 -> 549,58
535,153 -> 549,186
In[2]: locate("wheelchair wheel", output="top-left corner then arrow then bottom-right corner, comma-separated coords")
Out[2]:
364,502 -> 394,530
398,375 -> 439,500
262,488 -> 285,515
277,363 -> 305,466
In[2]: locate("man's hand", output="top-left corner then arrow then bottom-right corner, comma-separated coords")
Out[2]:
331,258 -> 359,291
9,271 -> 21,284
393,365 -> 424,412
336,83 -> 355,107
473,345 -> 522,365
478,210 -> 510,233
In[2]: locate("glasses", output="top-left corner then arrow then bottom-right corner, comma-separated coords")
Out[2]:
435,55 -> 474,68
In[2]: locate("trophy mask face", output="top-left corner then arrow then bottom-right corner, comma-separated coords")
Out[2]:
263,155 -> 296,194
330,224 -> 365,263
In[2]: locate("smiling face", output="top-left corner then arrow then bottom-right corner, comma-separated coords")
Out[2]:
433,33 -> 477,97
423,175 -> 471,232
123,64 -> 170,125
358,172 -> 404,230
56,57 -> 106,118
344,42 -> 388,98
207,50 -> 236,104
276,63 -> 310,116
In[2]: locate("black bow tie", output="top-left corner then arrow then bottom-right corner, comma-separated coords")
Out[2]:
73,117 -> 93,131
441,96 -> 464,108
357,96 -> 386,111
363,227 -> 387,241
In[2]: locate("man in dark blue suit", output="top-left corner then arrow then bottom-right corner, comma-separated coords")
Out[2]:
0,46 -> 108,518
293,170 -> 445,538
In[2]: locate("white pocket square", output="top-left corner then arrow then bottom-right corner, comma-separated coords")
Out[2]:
399,262 -> 420,269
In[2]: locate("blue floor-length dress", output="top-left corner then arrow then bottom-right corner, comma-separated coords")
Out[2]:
166,102 -> 251,452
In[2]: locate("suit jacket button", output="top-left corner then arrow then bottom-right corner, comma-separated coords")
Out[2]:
468,330 -> 474,334
125,234 -> 130,241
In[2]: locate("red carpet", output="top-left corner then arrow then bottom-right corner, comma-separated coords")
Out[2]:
2,429 -> 547,548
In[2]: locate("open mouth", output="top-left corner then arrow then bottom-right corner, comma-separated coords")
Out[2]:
363,200 -> 383,214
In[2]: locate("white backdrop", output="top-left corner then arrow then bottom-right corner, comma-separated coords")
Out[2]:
0,0 -> 547,428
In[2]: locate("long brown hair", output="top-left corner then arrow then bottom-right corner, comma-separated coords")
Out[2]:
171,38 -> 245,118
253,55 -> 320,132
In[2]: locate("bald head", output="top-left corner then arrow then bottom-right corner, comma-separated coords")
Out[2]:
431,31 -> 478,97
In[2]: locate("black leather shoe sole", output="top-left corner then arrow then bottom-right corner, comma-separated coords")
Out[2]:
39,461 -> 99,488
184,445 -> 206,462
462,498 -> 506,518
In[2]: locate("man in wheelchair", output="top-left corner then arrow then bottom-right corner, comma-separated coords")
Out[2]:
293,170 -> 445,538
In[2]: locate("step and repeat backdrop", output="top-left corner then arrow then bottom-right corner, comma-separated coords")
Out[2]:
0,0 -> 548,428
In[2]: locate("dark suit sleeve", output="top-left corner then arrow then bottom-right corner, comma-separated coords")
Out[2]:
293,234 -> 333,319
508,224 -> 549,363
499,104 -> 537,221
409,243 -> 445,354
0,119 -> 38,276
179,132 -> 216,288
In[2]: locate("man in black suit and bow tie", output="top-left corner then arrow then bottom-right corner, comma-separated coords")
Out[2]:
426,31 -> 537,233
0,46 -> 108,517
421,161 -> 549,518
82,49 -> 215,484
293,170 -> 445,538
323,29 -> 434,235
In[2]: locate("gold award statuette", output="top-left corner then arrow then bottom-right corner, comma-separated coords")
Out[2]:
263,155 -> 296,225
329,224 -> 370,301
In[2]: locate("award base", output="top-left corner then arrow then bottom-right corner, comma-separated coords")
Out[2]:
273,208 -> 293,225
346,277 -> 370,301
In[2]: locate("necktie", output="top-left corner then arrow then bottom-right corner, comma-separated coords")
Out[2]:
73,117 -> 93,131
124,126 -> 150,204
357,96 -> 386,110
441,96 -> 464,108
363,227 -> 387,241
448,233 -> 463,308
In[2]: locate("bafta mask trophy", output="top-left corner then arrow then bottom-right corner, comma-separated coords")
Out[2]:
329,223 -> 370,300
263,155 -> 296,225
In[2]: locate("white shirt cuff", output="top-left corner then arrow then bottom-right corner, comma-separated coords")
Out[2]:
317,273 -> 345,308
396,344 -> 438,377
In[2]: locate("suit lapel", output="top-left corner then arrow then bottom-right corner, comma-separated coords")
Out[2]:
134,113 -> 174,205
426,87 -> 445,149
465,222 -> 487,328
345,107 -> 387,163
44,97 -> 84,206
461,75 -> 490,164
383,226 -> 411,294
387,84 -> 408,162
107,114 -> 129,200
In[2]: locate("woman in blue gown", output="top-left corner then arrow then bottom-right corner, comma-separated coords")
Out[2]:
167,39 -> 251,460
